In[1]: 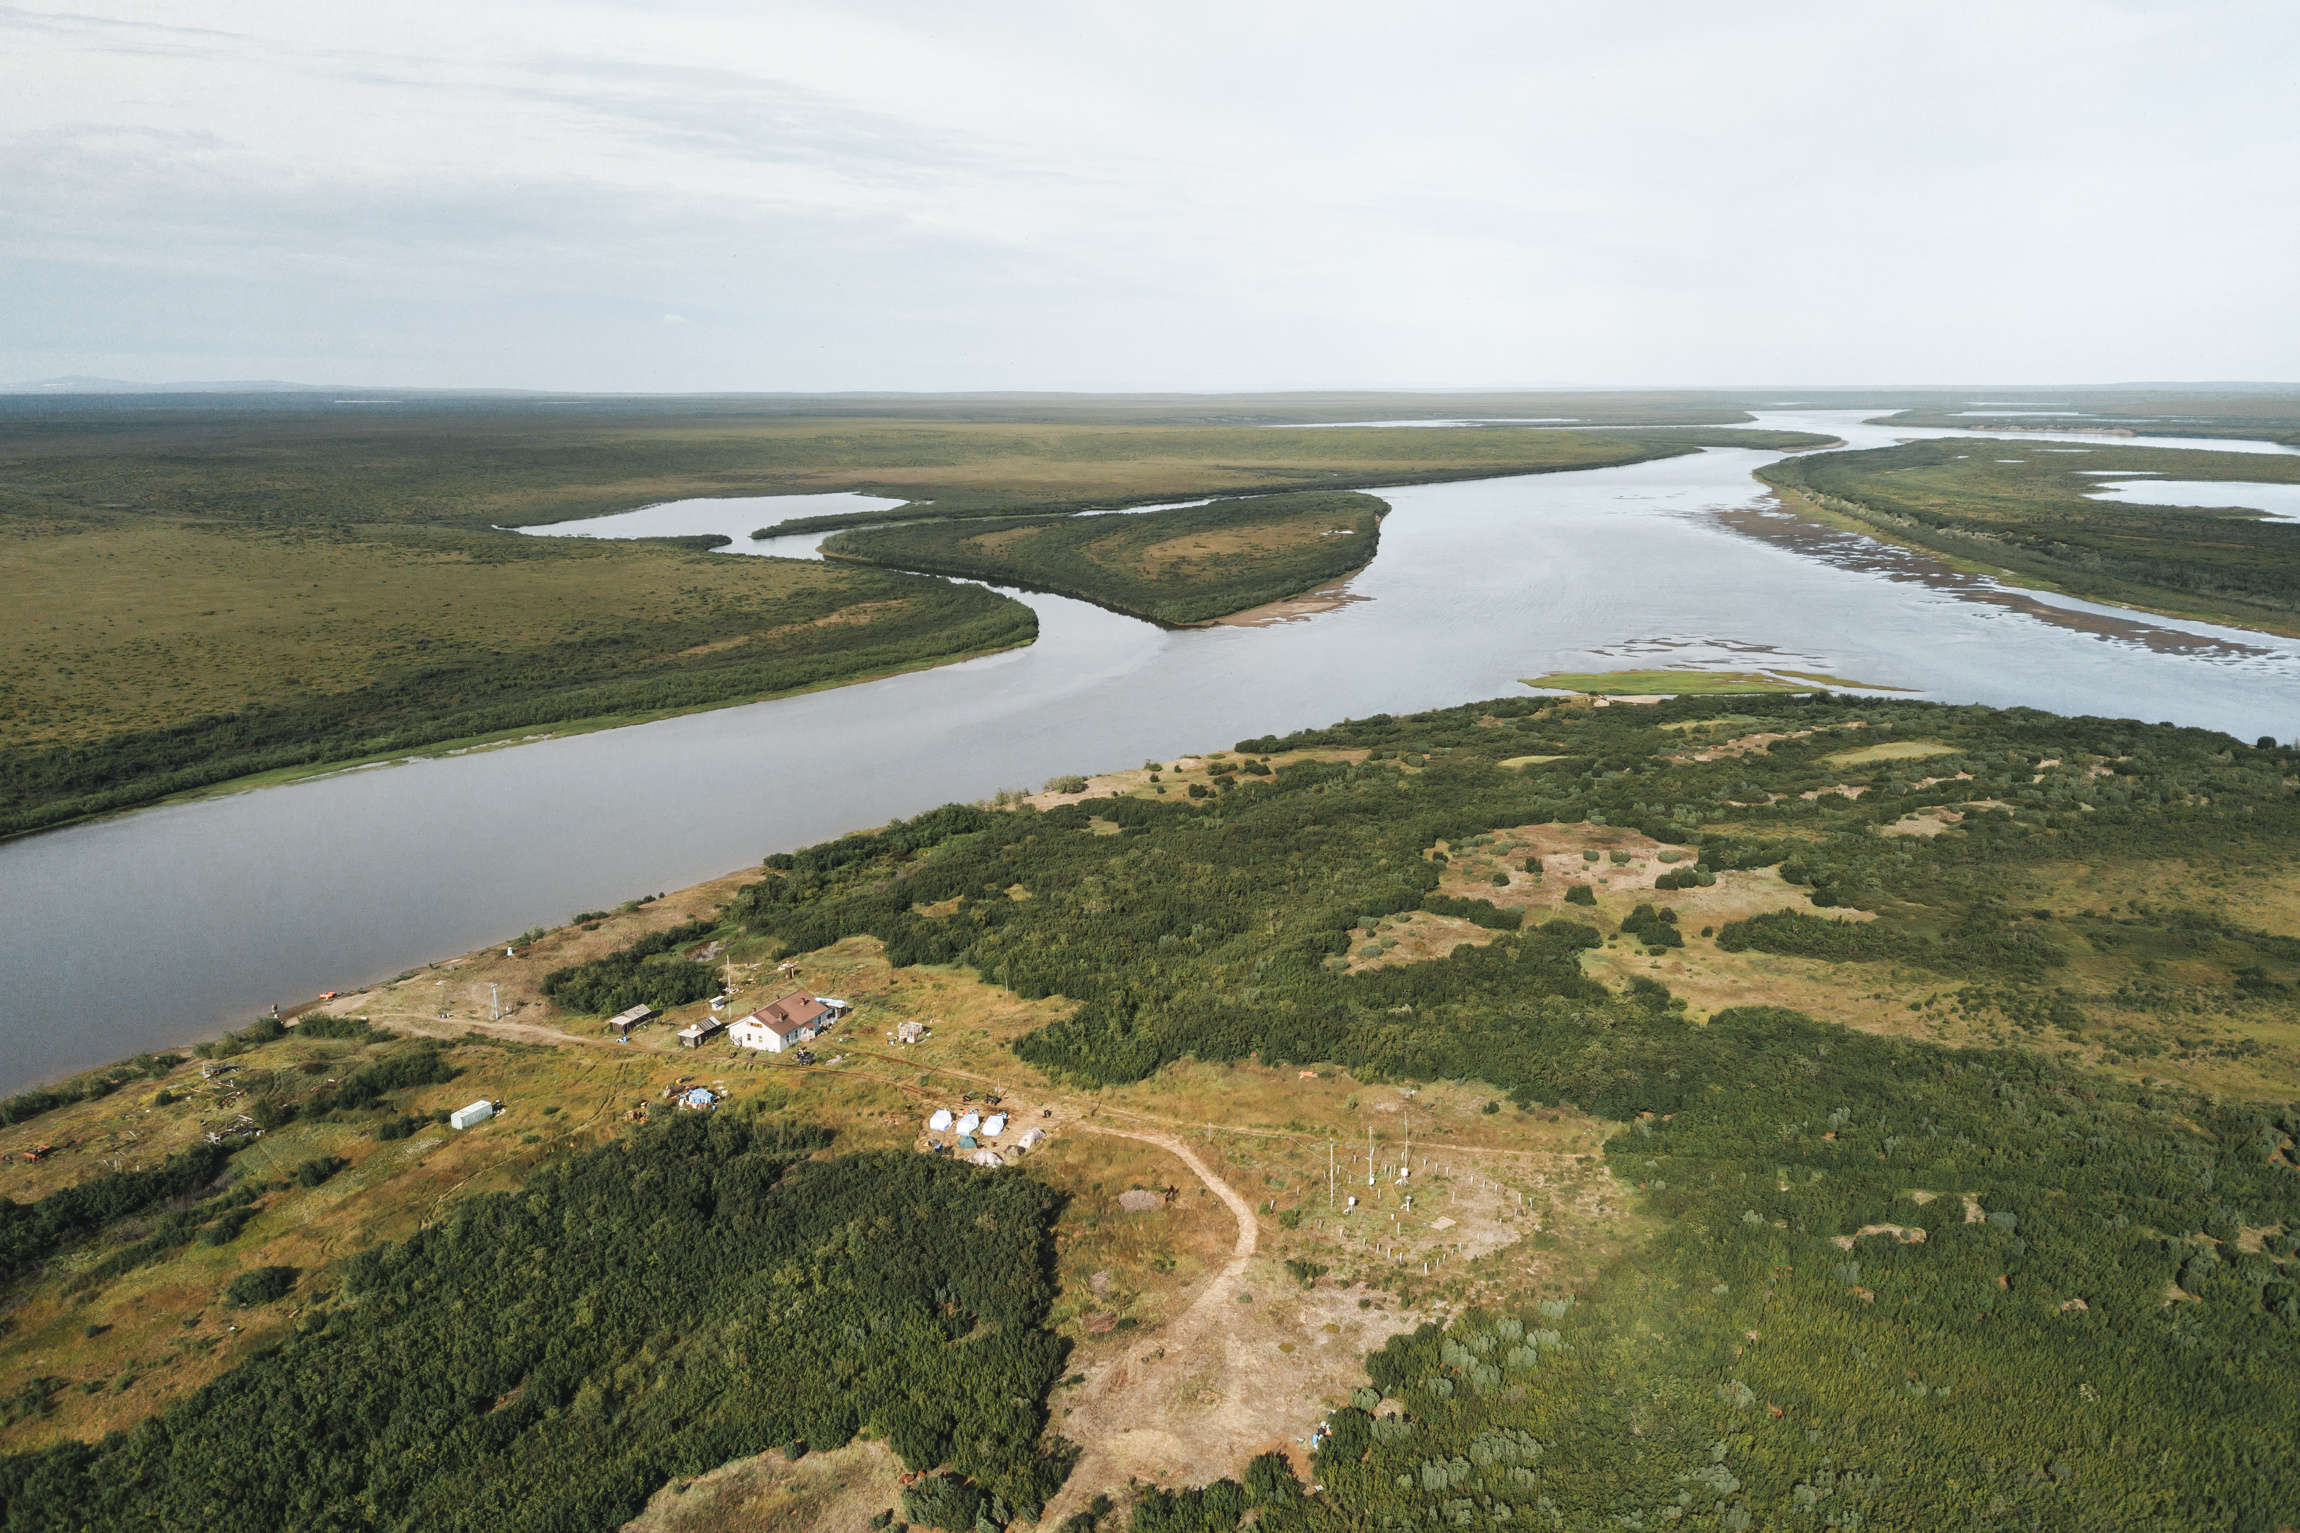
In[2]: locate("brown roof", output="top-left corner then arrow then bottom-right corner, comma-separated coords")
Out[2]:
741,992 -> 830,1038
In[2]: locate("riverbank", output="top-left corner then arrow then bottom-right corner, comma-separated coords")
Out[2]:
1759,444 -> 2300,640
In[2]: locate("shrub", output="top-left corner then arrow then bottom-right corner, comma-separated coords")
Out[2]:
1564,885 -> 1597,906
1044,775 -> 1088,794
1491,873 -> 1509,887
1622,904 -> 1684,950
223,1265 -> 298,1307
293,1156 -> 348,1189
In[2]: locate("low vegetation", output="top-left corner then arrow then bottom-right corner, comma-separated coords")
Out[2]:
7,679 -> 2299,1528
722,689 -> 2299,1529
0,1115 -> 1076,1532
822,492 -> 1388,625
1762,440 -> 2300,635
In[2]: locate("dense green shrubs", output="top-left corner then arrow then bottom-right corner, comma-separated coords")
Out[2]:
327,1044 -> 459,1112
1620,902 -> 1682,948
222,1265 -> 297,1308
0,1118 -> 1077,1532
1422,894 -> 1523,930
0,1054 -> 180,1130
0,1142 -> 235,1282
292,1155 -> 347,1188
540,919 -> 719,1015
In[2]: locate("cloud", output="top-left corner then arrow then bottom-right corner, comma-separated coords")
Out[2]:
3,0 -> 2296,389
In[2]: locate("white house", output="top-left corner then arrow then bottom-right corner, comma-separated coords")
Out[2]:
730,991 -> 833,1053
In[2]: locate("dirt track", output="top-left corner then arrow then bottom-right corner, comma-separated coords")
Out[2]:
1036,1122 -> 1261,1526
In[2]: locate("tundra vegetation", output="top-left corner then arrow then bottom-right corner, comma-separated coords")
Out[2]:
1761,441 -> 2300,637
4,652 -> 2300,1526
4,694 -> 2298,1526
727,690 -> 2300,1531
0,395 -> 1828,837
821,492 -> 1389,625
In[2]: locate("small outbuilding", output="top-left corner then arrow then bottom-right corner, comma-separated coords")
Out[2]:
929,1108 -> 955,1132
677,1018 -> 724,1049
607,1004 -> 652,1040
894,1020 -> 931,1044
449,1099 -> 495,1131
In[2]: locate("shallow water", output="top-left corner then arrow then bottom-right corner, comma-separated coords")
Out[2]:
4,410 -> 2298,1091
2083,480 -> 2300,523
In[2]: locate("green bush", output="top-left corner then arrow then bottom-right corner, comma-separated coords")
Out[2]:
293,1156 -> 348,1189
223,1265 -> 297,1307
1564,885 -> 1597,907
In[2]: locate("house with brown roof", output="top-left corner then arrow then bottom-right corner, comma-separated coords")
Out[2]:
729,991 -> 833,1053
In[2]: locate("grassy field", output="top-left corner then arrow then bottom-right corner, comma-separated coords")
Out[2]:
822,491 -> 1388,625
1762,439 -> 2300,636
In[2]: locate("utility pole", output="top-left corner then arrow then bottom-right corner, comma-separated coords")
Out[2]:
489,983 -> 499,1021
1328,1138 -> 1335,1209
1367,1123 -> 1376,1188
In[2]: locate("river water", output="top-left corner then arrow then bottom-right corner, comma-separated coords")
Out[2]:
4,410 -> 2297,1092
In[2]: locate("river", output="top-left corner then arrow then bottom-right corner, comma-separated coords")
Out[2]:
3,410 -> 2296,1092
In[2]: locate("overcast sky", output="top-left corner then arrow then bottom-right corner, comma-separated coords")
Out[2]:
4,0 -> 2296,392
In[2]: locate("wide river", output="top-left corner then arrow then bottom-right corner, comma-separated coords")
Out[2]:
4,410 -> 2297,1092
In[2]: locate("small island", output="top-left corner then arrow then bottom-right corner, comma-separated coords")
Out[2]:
820,490 -> 1389,626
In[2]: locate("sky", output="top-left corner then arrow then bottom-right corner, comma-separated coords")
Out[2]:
3,0 -> 2297,392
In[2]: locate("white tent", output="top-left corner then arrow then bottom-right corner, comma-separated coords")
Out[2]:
955,1111 -> 981,1137
970,1149 -> 1002,1167
1017,1127 -> 1046,1151
929,1109 -> 954,1132
983,1113 -> 1008,1138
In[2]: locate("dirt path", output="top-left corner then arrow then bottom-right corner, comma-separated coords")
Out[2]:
1035,1121 -> 1259,1525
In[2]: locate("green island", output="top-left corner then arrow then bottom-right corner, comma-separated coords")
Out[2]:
6,689 -> 2298,1530
0,396 -> 1832,837
1761,440 -> 2300,637
821,491 -> 1388,626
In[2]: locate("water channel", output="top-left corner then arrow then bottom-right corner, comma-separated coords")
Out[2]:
4,410 -> 2297,1091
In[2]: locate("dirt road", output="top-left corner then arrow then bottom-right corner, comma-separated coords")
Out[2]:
1037,1121 -> 1260,1525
